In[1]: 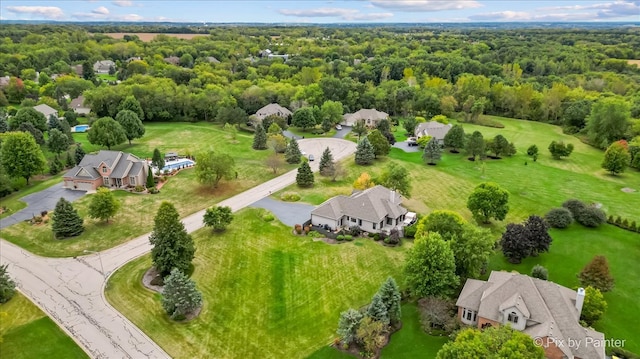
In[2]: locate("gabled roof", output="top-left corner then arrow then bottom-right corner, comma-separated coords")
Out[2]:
206,56 -> 220,63
415,121 -> 452,141
457,271 -> 605,359
343,109 -> 388,123
33,104 -> 57,118
164,56 -> 180,65
64,150 -> 146,180
311,185 -> 407,223
70,96 -> 89,109
255,103 -> 292,120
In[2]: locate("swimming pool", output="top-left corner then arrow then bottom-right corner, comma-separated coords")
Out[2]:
161,159 -> 195,172
72,125 -> 90,132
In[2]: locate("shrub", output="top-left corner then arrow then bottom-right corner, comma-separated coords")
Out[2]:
631,221 -> 638,232
337,235 -> 345,241
531,265 -> 549,280
373,233 -> 381,241
579,255 -> 614,292
307,231 -> 323,238
134,185 -> 145,192
349,226 -> 362,237
615,216 -> 622,225
622,219 -> 629,228
576,207 -> 607,228
544,207 -> 573,229
148,187 -> 159,194
562,199 -> 586,218
386,229 -> 400,245
40,210 -> 48,217
403,224 -> 417,238
280,192 -> 301,202
344,235 -> 353,241
294,224 -> 302,234
262,214 -> 275,222
33,215 -> 43,224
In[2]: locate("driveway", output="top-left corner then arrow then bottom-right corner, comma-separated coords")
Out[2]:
333,125 -> 352,138
393,141 -> 421,153
0,183 -> 87,229
250,197 -> 315,227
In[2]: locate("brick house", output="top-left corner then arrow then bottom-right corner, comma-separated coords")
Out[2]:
63,150 -> 148,191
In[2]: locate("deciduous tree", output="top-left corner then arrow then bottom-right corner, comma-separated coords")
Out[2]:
500,223 -> 530,264
450,224 -> 494,279
195,150 -> 236,188
75,145 -> 86,165
352,119 -> 367,140
523,215 -> 552,256
488,134 -> 509,157
378,162 -> 411,197
404,232 -> 459,298
587,97 -> 631,149
548,140 -> 574,159
443,124 -> 465,152
87,117 -> 127,150
467,182 -> 509,224
47,128 -> 69,154
118,95 -> 145,121
416,210 -> 466,241
9,107 -> 47,131
578,255 -> 614,292
265,153 -> 285,174
161,268 -> 202,320
150,201 -> 195,277
367,129 -> 390,158
436,325 -> 544,359
203,205 -> 234,232
353,172 -> 375,190
355,316 -> 386,355
581,286 -> 607,326
115,109 -> 145,145
292,107 -> 316,130
466,131 -> 485,159
52,197 -> 84,239
88,187 -> 120,223
18,122 -> 44,145
0,131 -> 46,184
601,140 -> 630,175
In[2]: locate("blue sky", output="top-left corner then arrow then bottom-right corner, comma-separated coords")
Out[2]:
2,1 -> 639,23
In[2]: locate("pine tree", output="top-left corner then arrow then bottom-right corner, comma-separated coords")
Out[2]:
578,255 -> 614,292
377,277 -> 402,324
74,145 -> 86,165
0,264 -> 16,304
150,202 -> 196,277
252,124 -> 268,150
0,116 -> 8,133
284,138 -> 302,164
65,151 -> 75,168
367,293 -> 390,326
423,137 -> 443,165
523,215 -> 552,255
355,137 -> 375,165
51,197 -> 84,239
296,161 -> 314,187
161,268 -> 202,320
319,147 -> 335,177
337,308 -> 364,345
146,167 -> 155,188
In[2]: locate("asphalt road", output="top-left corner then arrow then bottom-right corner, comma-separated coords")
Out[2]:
0,138 -> 357,359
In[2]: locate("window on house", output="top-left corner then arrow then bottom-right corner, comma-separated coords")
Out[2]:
351,217 -> 357,223
380,221 -> 383,228
130,177 -> 135,185
103,177 -> 109,185
102,167 -> 107,173
507,312 -> 518,324
358,219 -> 362,226
386,218 -> 392,225
373,223 -> 376,230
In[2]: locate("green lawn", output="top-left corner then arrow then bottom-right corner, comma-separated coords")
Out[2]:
2,122 -> 297,257
106,208 -> 407,358
381,303 -> 449,358
0,293 -> 88,359
487,224 -> 640,354
288,126 -> 337,138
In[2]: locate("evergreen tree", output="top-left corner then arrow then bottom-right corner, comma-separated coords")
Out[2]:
366,293 -> 390,326
422,137 -> 443,165
49,156 -> 63,175
337,308 -> 363,346
523,215 -> 552,255
500,223 -> 531,264
578,255 -> 614,292
252,124 -> 268,150
296,161 -> 314,187
51,197 -> 84,239
319,147 -> 335,177
151,148 -> 165,173
377,277 -> 402,324
88,187 -> 121,223
65,151 -> 75,168
75,145 -> 86,165
146,168 -> 155,188
284,138 -> 302,164
0,264 -> 16,304
48,115 -> 61,131
531,265 -> 549,280
0,116 -> 8,133
161,268 -> 202,320
150,201 -> 196,277
355,137 -> 375,165
443,124 -> 465,152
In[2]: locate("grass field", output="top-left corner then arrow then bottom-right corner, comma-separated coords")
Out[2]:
2,122 -> 296,257
0,293 -> 88,359
106,208 -> 407,358
103,33 -> 209,41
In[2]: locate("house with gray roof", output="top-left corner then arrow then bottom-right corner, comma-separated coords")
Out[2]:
33,104 -> 58,120
310,185 -> 408,233
93,60 -> 116,74
254,103 -> 292,121
342,109 -> 389,127
457,271 -> 605,359
414,121 -> 452,144
70,95 -> 90,115
63,150 -> 148,191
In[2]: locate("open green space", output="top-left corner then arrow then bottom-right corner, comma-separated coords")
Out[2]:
2,122 -> 296,257
0,293 -> 88,359
288,126 -> 337,139
106,208 -> 407,358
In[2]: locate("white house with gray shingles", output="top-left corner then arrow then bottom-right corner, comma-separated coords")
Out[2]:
310,185 -> 408,233
456,271 -> 605,359
414,121 -> 452,144
254,103 -> 292,121
342,108 -> 389,127
33,104 -> 58,120
93,60 -> 115,74
63,150 -> 148,191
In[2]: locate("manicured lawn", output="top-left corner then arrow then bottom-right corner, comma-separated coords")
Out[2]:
2,122 -> 297,257
288,126 -> 337,138
381,303 -> 449,358
487,224 -> 640,354
0,293 -> 88,359
106,208 -> 407,358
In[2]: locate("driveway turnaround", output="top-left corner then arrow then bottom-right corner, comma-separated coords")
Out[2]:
0,138 -> 356,359
393,140 -> 421,153
0,183 -> 87,229
250,197 -> 315,227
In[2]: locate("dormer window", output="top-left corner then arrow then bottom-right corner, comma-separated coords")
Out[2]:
102,167 -> 107,173
507,311 -> 519,324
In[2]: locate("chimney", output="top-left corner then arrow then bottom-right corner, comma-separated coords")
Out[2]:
575,287 -> 585,314
390,189 -> 395,203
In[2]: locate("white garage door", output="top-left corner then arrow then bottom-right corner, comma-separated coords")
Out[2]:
75,182 -> 93,191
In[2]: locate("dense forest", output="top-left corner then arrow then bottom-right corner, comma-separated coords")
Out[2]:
1,24 -> 638,141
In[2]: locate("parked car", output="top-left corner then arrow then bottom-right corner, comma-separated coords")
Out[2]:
335,124 -> 343,130
308,154 -> 315,161
403,212 -> 417,226
407,137 -> 418,146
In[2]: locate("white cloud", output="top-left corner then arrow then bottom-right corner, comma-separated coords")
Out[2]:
72,11 -> 143,21
92,6 -> 110,15
278,7 -> 394,21
112,0 -> 134,7
5,6 -> 64,19
370,0 -> 481,12
469,0 -> 640,21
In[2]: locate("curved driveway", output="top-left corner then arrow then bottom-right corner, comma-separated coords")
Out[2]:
0,138 -> 356,359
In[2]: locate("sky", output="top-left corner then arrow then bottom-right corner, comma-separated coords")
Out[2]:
1,1 -> 639,23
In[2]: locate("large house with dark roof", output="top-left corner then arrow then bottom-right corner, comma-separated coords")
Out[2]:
63,150 -> 149,191
456,271 -> 605,359
310,185 -> 408,233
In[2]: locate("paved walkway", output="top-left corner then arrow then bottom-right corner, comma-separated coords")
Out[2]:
250,197 -> 315,227
0,183 -> 87,229
0,138 -> 356,359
